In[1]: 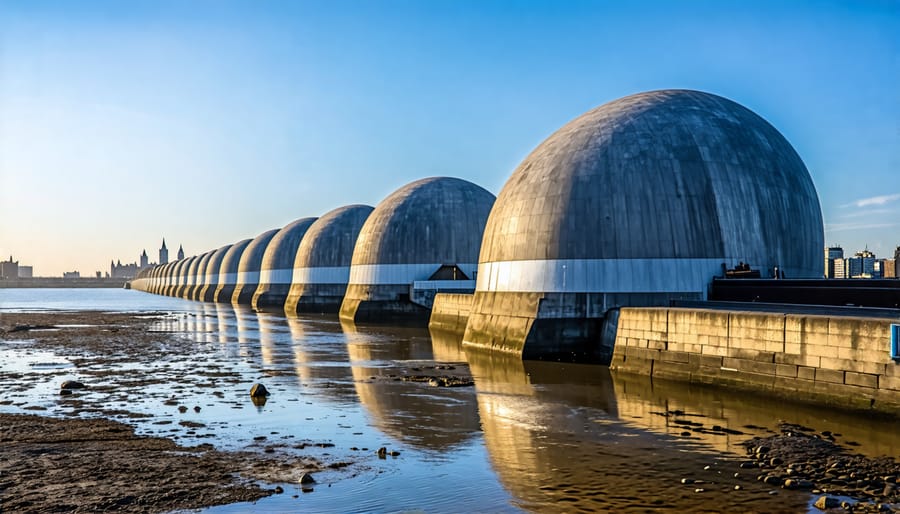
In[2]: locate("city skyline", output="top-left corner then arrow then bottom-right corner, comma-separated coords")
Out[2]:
1,1 -> 898,276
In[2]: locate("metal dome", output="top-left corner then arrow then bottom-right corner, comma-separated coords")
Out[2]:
232,229 -> 280,304
251,217 -> 318,310
465,89 -> 824,361
341,177 -> 495,322
284,204 -> 374,314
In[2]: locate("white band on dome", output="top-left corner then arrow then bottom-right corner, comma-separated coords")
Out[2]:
349,263 -> 478,285
475,258 -> 739,294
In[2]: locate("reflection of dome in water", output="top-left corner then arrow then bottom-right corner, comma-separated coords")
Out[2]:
343,323 -> 481,449
465,90 -> 824,360
341,177 -> 495,321
284,205 -> 374,314
466,353 -> 809,512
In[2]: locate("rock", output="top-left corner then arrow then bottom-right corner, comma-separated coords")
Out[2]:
178,406 -> 188,413
377,447 -> 387,458
274,486 -> 284,494
814,496 -> 840,510
770,457 -> 784,466
740,461 -> 757,469
756,445 -> 771,455
734,485 -> 742,490
299,472 -> 315,485
784,479 -> 814,490
249,383 -> 270,398
681,478 -> 695,485
694,488 -> 705,493
389,450 -> 400,457
764,476 -> 783,486
193,406 -> 201,413
60,380 -> 86,390
59,389 -> 73,396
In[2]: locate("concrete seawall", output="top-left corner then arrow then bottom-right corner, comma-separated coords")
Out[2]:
610,307 -> 900,415
428,293 -> 474,335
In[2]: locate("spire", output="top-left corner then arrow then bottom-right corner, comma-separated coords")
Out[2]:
141,249 -> 147,257
161,239 -> 167,250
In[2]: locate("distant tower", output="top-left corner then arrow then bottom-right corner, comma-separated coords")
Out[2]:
177,245 -> 185,260
140,250 -> 149,268
159,239 -> 169,265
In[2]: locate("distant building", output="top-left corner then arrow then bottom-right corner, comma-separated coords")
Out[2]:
110,259 -> 139,279
824,246 -> 843,278
177,244 -> 185,261
884,258 -> 897,279
18,266 -> 33,278
833,258 -> 848,279
140,250 -> 149,269
847,249 -> 876,278
63,271 -> 81,279
0,256 -> 19,279
159,239 -> 169,265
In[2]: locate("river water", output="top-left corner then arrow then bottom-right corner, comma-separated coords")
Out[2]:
1,288 -> 898,513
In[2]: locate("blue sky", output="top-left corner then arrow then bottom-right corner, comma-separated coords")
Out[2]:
1,0 -> 898,276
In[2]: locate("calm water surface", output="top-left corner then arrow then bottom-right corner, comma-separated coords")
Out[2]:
2,288 -> 898,513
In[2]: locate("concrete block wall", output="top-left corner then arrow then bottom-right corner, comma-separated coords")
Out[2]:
611,307 -> 900,415
428,293 -> 475,335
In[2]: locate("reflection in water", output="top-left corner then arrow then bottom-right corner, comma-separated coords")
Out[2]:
284,315 -> 359,404
466,350 -> 811,513
611,371 -> 900,459
342,320 -> 481,451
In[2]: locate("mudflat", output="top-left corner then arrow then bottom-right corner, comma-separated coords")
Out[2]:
0,311 -> 321,513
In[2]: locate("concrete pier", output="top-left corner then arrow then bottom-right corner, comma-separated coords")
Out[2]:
609,307 -> 900,415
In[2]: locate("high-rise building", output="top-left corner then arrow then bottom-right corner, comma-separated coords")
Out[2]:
824,246 -> 844,278
847,249 -> 876,278
140,250 -> 149,268
177,245 -> 185,261
159,239 -> 169,265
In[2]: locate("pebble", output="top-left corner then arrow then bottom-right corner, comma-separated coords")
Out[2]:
250,383 -> 270,398
299,472 -> 316,485
60,380 -> 86,390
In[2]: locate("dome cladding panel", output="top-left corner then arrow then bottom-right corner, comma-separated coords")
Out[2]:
294,205 -> 374,269
480,90 -> 823,275
203,244 -> 233,279
218,239 -> 253,276
352,177 -> 496,266
261,218 -> 318,272
238,229 -> 280,274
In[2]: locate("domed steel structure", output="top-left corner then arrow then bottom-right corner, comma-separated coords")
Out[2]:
213,239 -> 253,303
251,216 -> 318,310
197,244 -> 233,302
463,89 -> 824,361
231,229 -> 280,304
284,204 -> 374,314
340,177 -> 495,322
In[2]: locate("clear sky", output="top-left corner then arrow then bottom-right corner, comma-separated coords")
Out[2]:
1,0 -> 898,276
